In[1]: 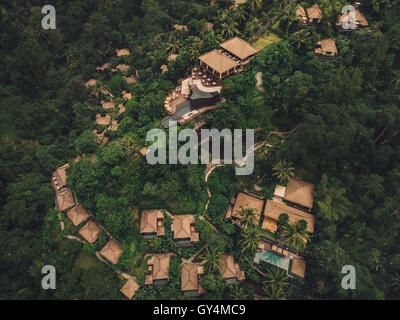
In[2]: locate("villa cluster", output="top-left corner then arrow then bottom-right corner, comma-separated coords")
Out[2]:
225,177 -> 316,279
296,3 -> 368,62
52,162 -> 124,266
138,210 -> 245,297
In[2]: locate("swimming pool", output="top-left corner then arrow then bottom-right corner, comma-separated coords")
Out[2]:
254,250 -> 290,272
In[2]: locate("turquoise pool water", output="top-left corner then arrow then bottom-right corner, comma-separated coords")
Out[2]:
254,250 -> 290,271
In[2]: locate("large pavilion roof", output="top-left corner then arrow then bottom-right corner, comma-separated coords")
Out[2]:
199,49 -> 238,74
67,203 -> 90,226
284,178 -> 315,209
120,279 -> 140,299
79,220 -> 102,243
219,37 -> 259,60
100,239 -> 123,264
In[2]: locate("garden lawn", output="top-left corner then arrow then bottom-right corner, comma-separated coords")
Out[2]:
253,32 -> 281,51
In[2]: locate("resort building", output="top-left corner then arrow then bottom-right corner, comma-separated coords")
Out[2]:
145,253 -> 171,286
117,64 -> 130,72
255,240 -> 307,278
296,4 -> 322,25
100,238 -> 123,264
280,178 -> 315,211
96,63 -> 110,71
225,192 -> 265,227
160,64 -> 168,73
100,100 -> 116,110
262,199 -> 315,233
218,254 -> 245,285
109,120 -> 119,131
123,75 -> 137,84
95,114 -> 111,126
174,24 -> 188,31
120,279 -> 140,300
181,263 -> 205,296
336,7 -> 368,31
85,79 -> 97,88
66,203 -> 90,227
199,37 -> 258,80
296,5 -> 308,25
168,53 -> 178,61
314,38 -> 338,61
172,215 -> 199,247
55,188 -> 76,212
92,130 -> 108,145
118,103 -> 126,115
263,178 -> 315,233
140,209 -> 165,240
79,220 -> 102,243
307,4 -> 323,24
51,163 -> 69,192
115,48 -> 130,57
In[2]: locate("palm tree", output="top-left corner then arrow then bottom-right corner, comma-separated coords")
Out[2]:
166,36 -> 181,54
240,226 -> 261,254
200,247 -> 223,274
289,29 -> 311,49
282,220 -> 310,252
248,0 -> 263,14
390,273 -> 400,293
272,159 -> 295,183
261,286 -> 286,300
220,20 -> 239,40
238,206 -> 257,229
230,285 -> 246,300
390,70 -> 400,88
263,268 -> 289,292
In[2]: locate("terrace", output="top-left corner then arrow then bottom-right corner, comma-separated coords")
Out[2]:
254,240 -> 307,279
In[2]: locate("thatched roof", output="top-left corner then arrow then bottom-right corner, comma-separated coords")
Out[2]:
172,215 -> 198,240
219,37 -> 259,60
146,253 -> 171,282
181,263 -> 199,292
120,279 -> 140,299
118,104 -> 126,115
117,64 -> 130,72
122,91 -> 132,100
263,200 -> 315,233
227,192 -> 264,224
315,39 -> 338,55
168,53 -> 178,61
307,5 -> 322,19
140,210 -> 164,234
100,100 -> 116,110
85,79 -> 97,88
123,75 -> 137,84
199,49 -> 238,74
95,114 -> 111,126
100,239 -> 123,264
284,178 -> 315,209
337,8 -> 368,28
79,220 -> 102,243
109,120 -> 119,131
96,63 -> 110,71
206,22 -> 214,31
66,203 -> 90,226
160,64 -> 168,73
219,254 -> 244,281
52,163 -> 69,190
55,188 -> 76,212
174,24 -> 188,31
139,147 -> 149,156
290,257 -> 306,278
115,48 -> 131,56
296,4 -> 307,19
92,130 -> 109,145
